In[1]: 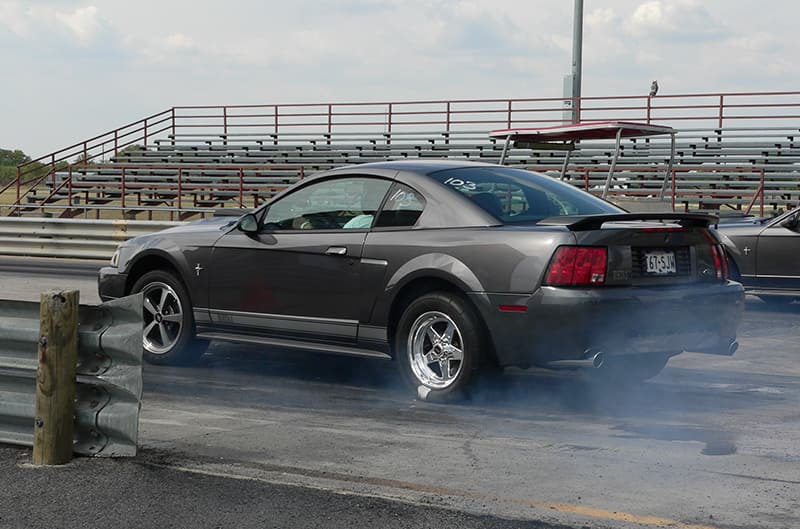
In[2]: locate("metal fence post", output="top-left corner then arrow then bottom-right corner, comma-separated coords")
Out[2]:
33,290 -> 79,466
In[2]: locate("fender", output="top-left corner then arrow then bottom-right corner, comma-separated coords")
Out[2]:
369,252 -> 485,327
121,243 -> 202,306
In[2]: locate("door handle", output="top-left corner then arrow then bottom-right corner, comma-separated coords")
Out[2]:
325,246 -> 348,256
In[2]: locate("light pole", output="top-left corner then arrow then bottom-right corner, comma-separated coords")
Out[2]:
571,0 -> 583,124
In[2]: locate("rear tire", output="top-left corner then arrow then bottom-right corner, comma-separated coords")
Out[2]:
131,270 -> 208,365
395,292 -> 483,401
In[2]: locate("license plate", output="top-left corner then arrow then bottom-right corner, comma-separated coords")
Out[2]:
644,250 -> 677,275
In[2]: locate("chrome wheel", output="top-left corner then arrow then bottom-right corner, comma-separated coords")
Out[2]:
141,281 -> 184,355
407,311 -> 465,389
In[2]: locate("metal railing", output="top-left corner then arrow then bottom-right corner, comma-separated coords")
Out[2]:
8,90 -> 800,209
0,218 -> 181,259
4,109 -> 175,206
5,163 -> 304,218
0,294 -> 143,457
553,165 -> 799,216
171,91 -> 800,137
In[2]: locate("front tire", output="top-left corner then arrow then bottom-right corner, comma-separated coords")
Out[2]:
395,292 -> 483,400
130,270 -> 208,365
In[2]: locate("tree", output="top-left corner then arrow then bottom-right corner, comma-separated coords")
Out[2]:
0,148 -> 31,167
0,148 -> 65,185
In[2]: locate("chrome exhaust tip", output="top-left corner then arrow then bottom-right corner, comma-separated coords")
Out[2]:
590,350 -> 605,368
728,340 -> 739,355
542,348 -> 606,370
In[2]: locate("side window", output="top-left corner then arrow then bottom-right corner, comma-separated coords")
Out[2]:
430,167 -> 609,223
263,177 -> 391,230
449,181 -> 566,219
375,184 -> 426,228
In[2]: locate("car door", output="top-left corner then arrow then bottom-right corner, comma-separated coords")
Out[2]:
755,209 -> 800,289
207,175 -> 393,344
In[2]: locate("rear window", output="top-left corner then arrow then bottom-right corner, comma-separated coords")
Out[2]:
429,166 -> 622,224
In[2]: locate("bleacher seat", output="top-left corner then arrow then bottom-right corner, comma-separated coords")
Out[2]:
14,126 -> 800,219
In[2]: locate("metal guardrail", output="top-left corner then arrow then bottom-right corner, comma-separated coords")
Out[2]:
0,293 -> 143,456
0,218 -> 182,259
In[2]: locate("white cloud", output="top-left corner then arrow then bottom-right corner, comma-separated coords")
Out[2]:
0,2 -> 109,46
587,7 -> 616,28
165,33 -> 194,50
765,59 -> 791,77
0,1 -> 29,36
629,1 -> 664,29
624,0 -> 724,40
55,5 -> 101,45
728,32 -> 780,54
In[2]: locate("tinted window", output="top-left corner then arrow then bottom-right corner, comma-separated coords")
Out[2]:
429,166 -> 622,223
263,177 -> 391,230
375,184 -> 426,228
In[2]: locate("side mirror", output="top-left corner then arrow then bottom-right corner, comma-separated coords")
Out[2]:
237,213 -> 259,234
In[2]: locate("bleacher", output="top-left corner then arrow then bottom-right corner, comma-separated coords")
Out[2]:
8,115 -> 800,220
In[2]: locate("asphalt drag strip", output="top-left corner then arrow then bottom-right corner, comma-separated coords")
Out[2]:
0,446 -> 566,529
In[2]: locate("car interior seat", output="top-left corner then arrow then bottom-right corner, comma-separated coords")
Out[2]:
525,188 -> 562,217
470,192 -> 504,219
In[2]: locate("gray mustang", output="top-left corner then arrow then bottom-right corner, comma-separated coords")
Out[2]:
718,207 -> 800,305
99,160 -> 744,399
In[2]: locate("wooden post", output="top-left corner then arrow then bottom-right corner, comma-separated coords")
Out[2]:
33,290 -> 79,465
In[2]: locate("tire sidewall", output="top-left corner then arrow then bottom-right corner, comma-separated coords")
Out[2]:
395,292 -> 481,400
130,269 -> 200,365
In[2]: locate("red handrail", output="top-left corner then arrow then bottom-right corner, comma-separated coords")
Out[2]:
744,170 -> 766,216
13,108 -> 174,196
9,89 -> 800,216
9,162 -> 305,218
169,91 -> 800,136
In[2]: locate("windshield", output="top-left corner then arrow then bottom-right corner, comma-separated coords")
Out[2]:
429,166 -> 623,223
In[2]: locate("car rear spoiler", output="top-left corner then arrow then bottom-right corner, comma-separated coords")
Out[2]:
537,213 -> 719,231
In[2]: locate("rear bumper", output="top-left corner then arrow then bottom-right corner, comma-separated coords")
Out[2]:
98,266 -> 127,301
469,281 -> 745,368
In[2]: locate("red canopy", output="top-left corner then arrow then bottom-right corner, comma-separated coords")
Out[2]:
490,121 -> 675,143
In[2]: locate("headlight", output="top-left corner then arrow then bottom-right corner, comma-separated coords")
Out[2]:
110,248 -> 120,267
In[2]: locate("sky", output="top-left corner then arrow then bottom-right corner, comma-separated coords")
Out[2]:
1,0 -> 798,156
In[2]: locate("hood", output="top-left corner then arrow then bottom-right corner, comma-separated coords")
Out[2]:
155,215 -> 238,236
717,215 -> 767,227
121,215 -> 238,251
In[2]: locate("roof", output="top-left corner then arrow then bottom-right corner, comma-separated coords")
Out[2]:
329,158 -> 498,174
489,121 -> 676,143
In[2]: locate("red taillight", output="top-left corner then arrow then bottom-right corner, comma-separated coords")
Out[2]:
702,230 -> 730,281
710,244 -> 729,280
545,246 -> 607,286
498,305 -> 528,313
